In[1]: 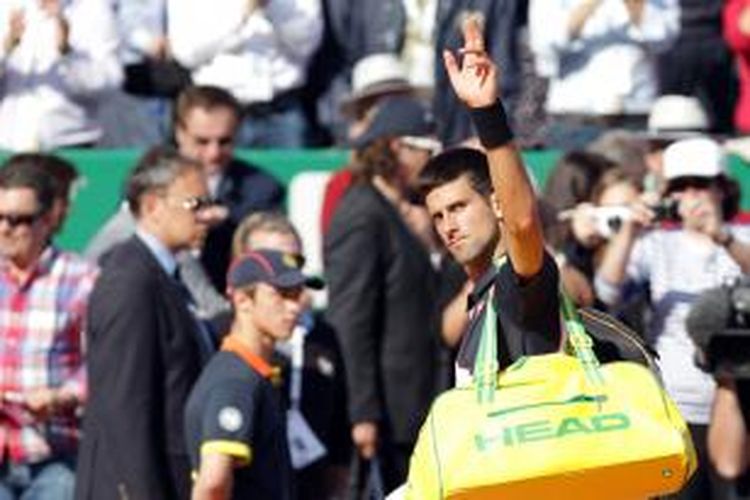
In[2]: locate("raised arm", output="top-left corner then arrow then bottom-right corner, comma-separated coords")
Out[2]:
443,17 -> 544,279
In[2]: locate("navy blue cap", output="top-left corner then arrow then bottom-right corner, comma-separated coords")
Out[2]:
351,95 -> 436,149
226,250 -> 323,292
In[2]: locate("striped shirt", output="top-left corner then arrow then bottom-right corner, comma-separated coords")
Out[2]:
596,224 -> 750,424
0,246 -> 98,463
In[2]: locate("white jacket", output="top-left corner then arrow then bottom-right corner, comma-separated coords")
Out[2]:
168,0 -> 323,105
0,0 -> 122,151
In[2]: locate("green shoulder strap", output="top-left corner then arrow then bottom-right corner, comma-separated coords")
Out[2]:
472,257 -> 605,405
560,290 -> 604,386
473,256 -> 505,404
474,286 -> 499,404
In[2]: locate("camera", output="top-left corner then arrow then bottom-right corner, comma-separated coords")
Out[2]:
687,278 -> 750,379
650,198 -> 680,223
591,206 -> 631,239
590,198 -> 681,239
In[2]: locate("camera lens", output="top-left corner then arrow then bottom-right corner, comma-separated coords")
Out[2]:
607,216 -> 623,233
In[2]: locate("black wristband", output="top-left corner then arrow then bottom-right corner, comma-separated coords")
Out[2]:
470,100 -> 514,150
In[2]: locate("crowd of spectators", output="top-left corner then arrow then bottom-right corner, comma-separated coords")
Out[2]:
6,1 -> 750,500
5,0 -> 750,152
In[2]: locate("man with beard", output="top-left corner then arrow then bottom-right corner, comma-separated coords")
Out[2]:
418,16 -> 561,385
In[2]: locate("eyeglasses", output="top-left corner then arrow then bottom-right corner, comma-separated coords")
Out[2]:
0,211 -> 42,228
173,195 -> 216,213
665,176 -> 715,195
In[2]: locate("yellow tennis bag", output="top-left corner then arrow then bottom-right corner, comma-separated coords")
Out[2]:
405,292 -> 697,499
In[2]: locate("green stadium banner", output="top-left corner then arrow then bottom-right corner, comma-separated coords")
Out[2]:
0,148 -> 748,252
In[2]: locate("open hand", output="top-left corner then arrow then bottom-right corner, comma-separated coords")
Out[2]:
149,35 -> 169,61
3,9 -> 25,54
40,0 -> 70,54
678,196 -> 723,239
442,15 -> 498,109
245,0 -> 269,19
352,421 -> 378,459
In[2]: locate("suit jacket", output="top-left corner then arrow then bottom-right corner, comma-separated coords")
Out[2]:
201,159 -> 285,291
324,184 -> 440,445
75,237 -> 203,500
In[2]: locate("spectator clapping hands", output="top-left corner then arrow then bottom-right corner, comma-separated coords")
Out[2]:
3,9 -> 24,54
40,0 -> 70,55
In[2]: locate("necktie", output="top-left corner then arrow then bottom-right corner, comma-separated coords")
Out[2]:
174,266 -> 216,361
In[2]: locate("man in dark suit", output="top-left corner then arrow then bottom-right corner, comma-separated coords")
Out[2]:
85,85 -> 285,319
75,147 -> 215,500
174,85 -> 285,292
324,95 -> 442,493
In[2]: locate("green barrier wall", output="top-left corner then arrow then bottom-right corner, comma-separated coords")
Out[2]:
2,149 -> 747,252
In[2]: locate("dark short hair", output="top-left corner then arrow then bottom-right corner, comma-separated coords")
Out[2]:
125,145 -> 203,217
416,147 -> 492,201
0,154 -> 60,214
664,174 -> 740,222
37,154 -> 78,200
174,85 -> 242,129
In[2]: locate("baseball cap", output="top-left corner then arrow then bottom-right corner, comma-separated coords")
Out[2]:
226,250 -> 323,292
340,53 -> 414,117
351,95 -> 437,149
645,95 -> 709,141
663,137 -> 726,181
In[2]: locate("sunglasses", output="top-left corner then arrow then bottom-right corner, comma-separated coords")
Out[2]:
665,176 -> 715,195
174,195 -> 216,213
0,211 -> 42,228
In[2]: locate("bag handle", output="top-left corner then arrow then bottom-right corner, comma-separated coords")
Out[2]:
474,285 -> 499,404
472,259 -> 604,404
560,290 -> 604,385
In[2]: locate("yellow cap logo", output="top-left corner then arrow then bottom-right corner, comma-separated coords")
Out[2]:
282,253 -> 298,269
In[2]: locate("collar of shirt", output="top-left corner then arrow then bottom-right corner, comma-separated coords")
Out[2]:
135,228 -> 177,276
207,172 -> 223,199
0,245 -> 57,289
221,334 -> 281,385
467,265 -> 499,312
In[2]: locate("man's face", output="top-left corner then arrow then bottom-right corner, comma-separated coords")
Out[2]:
241,229 -> 312,309
393,138 -> 437,190
245,283 -> 304,341
151,169 -> 212,251
425,175 -> 499,269
175,106 -> 238,176
667,177 -> 723,231
0,187 -> 53,267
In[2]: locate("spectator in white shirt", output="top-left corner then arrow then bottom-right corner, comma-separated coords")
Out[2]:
98,0 -> 177,147
168,0 -> 323,148
0,0 -> 122,151
595,137 -> 750,499
529,0 -> 679,150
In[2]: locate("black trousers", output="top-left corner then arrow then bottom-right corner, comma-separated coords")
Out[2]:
658,35 -> 736,134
